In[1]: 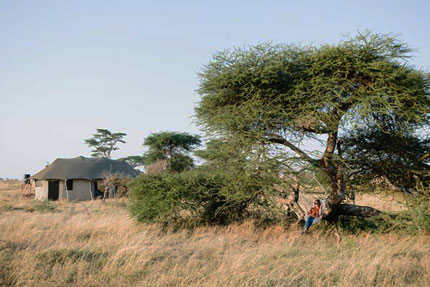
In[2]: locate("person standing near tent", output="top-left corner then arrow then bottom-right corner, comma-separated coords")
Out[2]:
304,199 -> 322,233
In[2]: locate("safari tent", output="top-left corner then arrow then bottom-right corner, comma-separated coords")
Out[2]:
31,156 -> 138,201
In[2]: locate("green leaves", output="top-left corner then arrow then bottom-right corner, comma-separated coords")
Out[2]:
196,32 -> 429,140
84,129 -> 127,158
196,43 -> 308,136
129,167 -> 282,227
142,131 -> 201,173
143,132 -> 201,155
342,125 -> 430,194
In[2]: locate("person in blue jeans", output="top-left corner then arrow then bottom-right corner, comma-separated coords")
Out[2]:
304,199 -> 322,233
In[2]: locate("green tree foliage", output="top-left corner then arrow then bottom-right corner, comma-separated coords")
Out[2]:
195,31 -> 430,217
194,137 -> 248,169
130,132 -> 287,227
342,125 -> 430,194
120,155 -> 145,169
129,166 -> 283,227
142,131 -> 201,173
84,129 -> 127,159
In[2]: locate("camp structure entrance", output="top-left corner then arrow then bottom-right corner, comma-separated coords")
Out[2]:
48,180 -> 59,200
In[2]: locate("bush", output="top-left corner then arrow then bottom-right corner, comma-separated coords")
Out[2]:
129,168 -> 280,228
403,185 -> 430,233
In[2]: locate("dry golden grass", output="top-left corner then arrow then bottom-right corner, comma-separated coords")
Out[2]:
0,183 -> 429,287
0,180 -> 21,191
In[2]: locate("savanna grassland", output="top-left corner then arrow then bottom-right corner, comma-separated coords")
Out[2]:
0,181 -> 429,287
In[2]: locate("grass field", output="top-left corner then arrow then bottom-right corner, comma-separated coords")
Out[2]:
0,181 -> 429,287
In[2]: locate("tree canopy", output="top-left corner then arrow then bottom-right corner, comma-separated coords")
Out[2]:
197,33 -> 429,136
142,131 -> 201,173
84,129 -> 127,159
196,32 -> 430,218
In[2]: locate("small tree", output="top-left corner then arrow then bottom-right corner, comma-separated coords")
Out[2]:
85,129 -> 127,159
142,131 -> 201,173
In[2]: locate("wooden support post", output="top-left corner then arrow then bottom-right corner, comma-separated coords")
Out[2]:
65,181 -> 70,201
89,181 -> 93,200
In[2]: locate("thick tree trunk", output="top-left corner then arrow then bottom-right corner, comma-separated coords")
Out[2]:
321,132 -> 347,216
336,139 -> 345,198
270,130 -> 383,221
320,135 -> 382,220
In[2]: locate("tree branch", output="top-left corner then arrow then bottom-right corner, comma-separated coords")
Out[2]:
265,135 -> 314,164
300,127 -> 330,134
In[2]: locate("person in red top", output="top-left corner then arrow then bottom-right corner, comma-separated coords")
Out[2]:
304,199 -> 322,233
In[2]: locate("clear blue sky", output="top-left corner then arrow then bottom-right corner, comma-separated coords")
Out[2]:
1,0 -> 429,178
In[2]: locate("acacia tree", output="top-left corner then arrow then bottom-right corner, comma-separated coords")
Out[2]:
84,129 -> 127,159
196,32 -> 430,220
143,131 -> 201,173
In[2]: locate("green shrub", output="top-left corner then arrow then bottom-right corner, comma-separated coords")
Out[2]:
402,185 -> 430,233
129,168 -> 280,228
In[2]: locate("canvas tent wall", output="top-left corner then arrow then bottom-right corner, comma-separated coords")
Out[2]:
34,179 -> 95,201
31,156 -> 138,201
